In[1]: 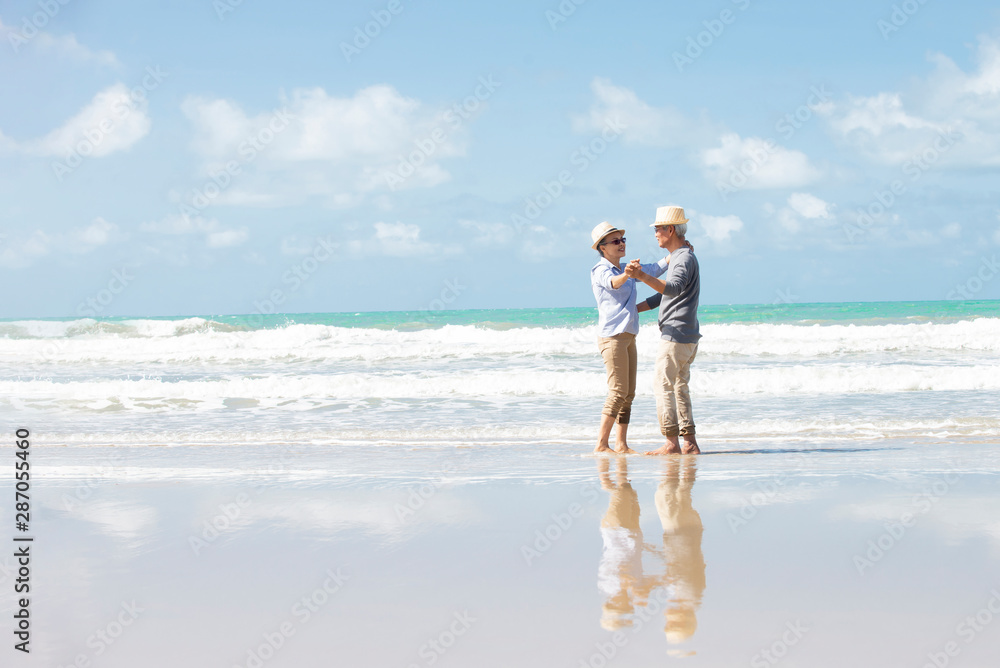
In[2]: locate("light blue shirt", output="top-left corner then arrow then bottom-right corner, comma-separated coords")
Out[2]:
591,256 -> 670,337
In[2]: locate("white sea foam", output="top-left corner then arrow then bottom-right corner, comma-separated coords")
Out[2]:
3,362 -> 999,410
3,317 -> 1000,364
4,315 -> 999,448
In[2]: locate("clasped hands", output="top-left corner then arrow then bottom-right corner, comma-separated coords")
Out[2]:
625,241 -> 694,278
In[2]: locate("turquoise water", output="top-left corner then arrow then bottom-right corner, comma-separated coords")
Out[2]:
203,298 -> 996,329
5,299 -> 994,331
208,299 -> 1000,329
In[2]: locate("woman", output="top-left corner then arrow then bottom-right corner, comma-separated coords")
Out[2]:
596,457 -> 651,630
590,222 -> 669,454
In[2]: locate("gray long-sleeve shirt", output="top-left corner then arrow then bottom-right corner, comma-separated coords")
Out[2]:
654,247 -> 701,344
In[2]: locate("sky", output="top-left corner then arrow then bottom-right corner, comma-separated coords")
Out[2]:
1,0 -> 1000,317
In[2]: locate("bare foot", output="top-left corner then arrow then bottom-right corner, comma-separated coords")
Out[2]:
645,436 -> 681,456
681,436 -> 700,455
614,444 -> 637,455
594,444 -> 615,454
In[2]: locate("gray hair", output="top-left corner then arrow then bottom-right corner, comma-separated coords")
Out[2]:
672,223 -> 688,238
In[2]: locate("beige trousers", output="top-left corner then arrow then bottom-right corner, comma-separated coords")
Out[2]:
598,332 -> 637,424
654,340 -> 698,437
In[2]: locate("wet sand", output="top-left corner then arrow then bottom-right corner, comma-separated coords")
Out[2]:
2,440 -> 999,667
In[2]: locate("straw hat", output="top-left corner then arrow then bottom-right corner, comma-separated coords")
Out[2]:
651,205 -> 689,227
591,222 -> 624,249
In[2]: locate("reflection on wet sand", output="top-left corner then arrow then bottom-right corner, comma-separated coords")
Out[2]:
596,457 -> 706,648
597,457 -> 655,630
656,457 -> 706,645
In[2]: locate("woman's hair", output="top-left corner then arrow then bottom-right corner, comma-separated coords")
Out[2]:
596,235 -> 612,259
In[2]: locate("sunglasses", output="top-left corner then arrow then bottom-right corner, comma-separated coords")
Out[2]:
602,237 -> 626,246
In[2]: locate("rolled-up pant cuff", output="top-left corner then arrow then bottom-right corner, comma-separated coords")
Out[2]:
602,410 -> 631,425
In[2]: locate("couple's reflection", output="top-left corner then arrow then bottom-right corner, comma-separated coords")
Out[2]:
597,457 -> 705,645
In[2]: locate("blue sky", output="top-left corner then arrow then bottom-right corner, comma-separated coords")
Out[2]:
2,0 -> 1000,317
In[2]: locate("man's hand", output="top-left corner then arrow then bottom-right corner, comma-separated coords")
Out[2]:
628,257 -> 669,295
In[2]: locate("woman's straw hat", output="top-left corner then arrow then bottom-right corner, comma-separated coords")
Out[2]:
591,222 -> 624,249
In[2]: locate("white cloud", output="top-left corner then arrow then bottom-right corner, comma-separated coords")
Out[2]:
822,92 -> 947,164
243,250 -> 267,265
24,83 -> 150,158
698,214 -> 744,243
140,214 -> 213,235
0,129 -> 14,152
0,217 -> 120,269
827,92 -> 937,138
279,86 -> 449,162
701,133 -> 822,189
140,214 -> 248,249
280,236 -> 318,256
572,77 -> 713,147
71,217 -> 117,251
206,228 -> 248,248
458,219 -> 515,246
0,231 -> 51,269
787,193 -> 833,220
821,34 -> 1000,166
768,194 -> 836,235
34,31 -> 119,66
518,224 -> 563,262
0,19 -> 118,66
348,221 -> 458,257
180,85 -> 465,206
904,229 -> 936,246
182,97 -> 252,160
76,217 -> 115,245
373,221 -> 428,256
574,79 -> 820,193
776,207 -> 801,233
516,216 -> 593,261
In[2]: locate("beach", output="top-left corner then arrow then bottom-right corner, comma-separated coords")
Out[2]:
2,302 -> 1000,666
7,0 -> 1000,662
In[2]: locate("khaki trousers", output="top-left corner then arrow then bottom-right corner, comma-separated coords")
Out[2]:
654,340 -> 698,437
598,332 -> 637,424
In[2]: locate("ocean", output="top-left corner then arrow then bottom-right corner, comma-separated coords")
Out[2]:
3,300 -> 999,450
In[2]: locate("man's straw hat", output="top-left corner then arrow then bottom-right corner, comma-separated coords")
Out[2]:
651,205 -> 689,227
590,222 -> 624,249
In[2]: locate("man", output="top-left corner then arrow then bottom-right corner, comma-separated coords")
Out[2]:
625,205 -> 701,455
